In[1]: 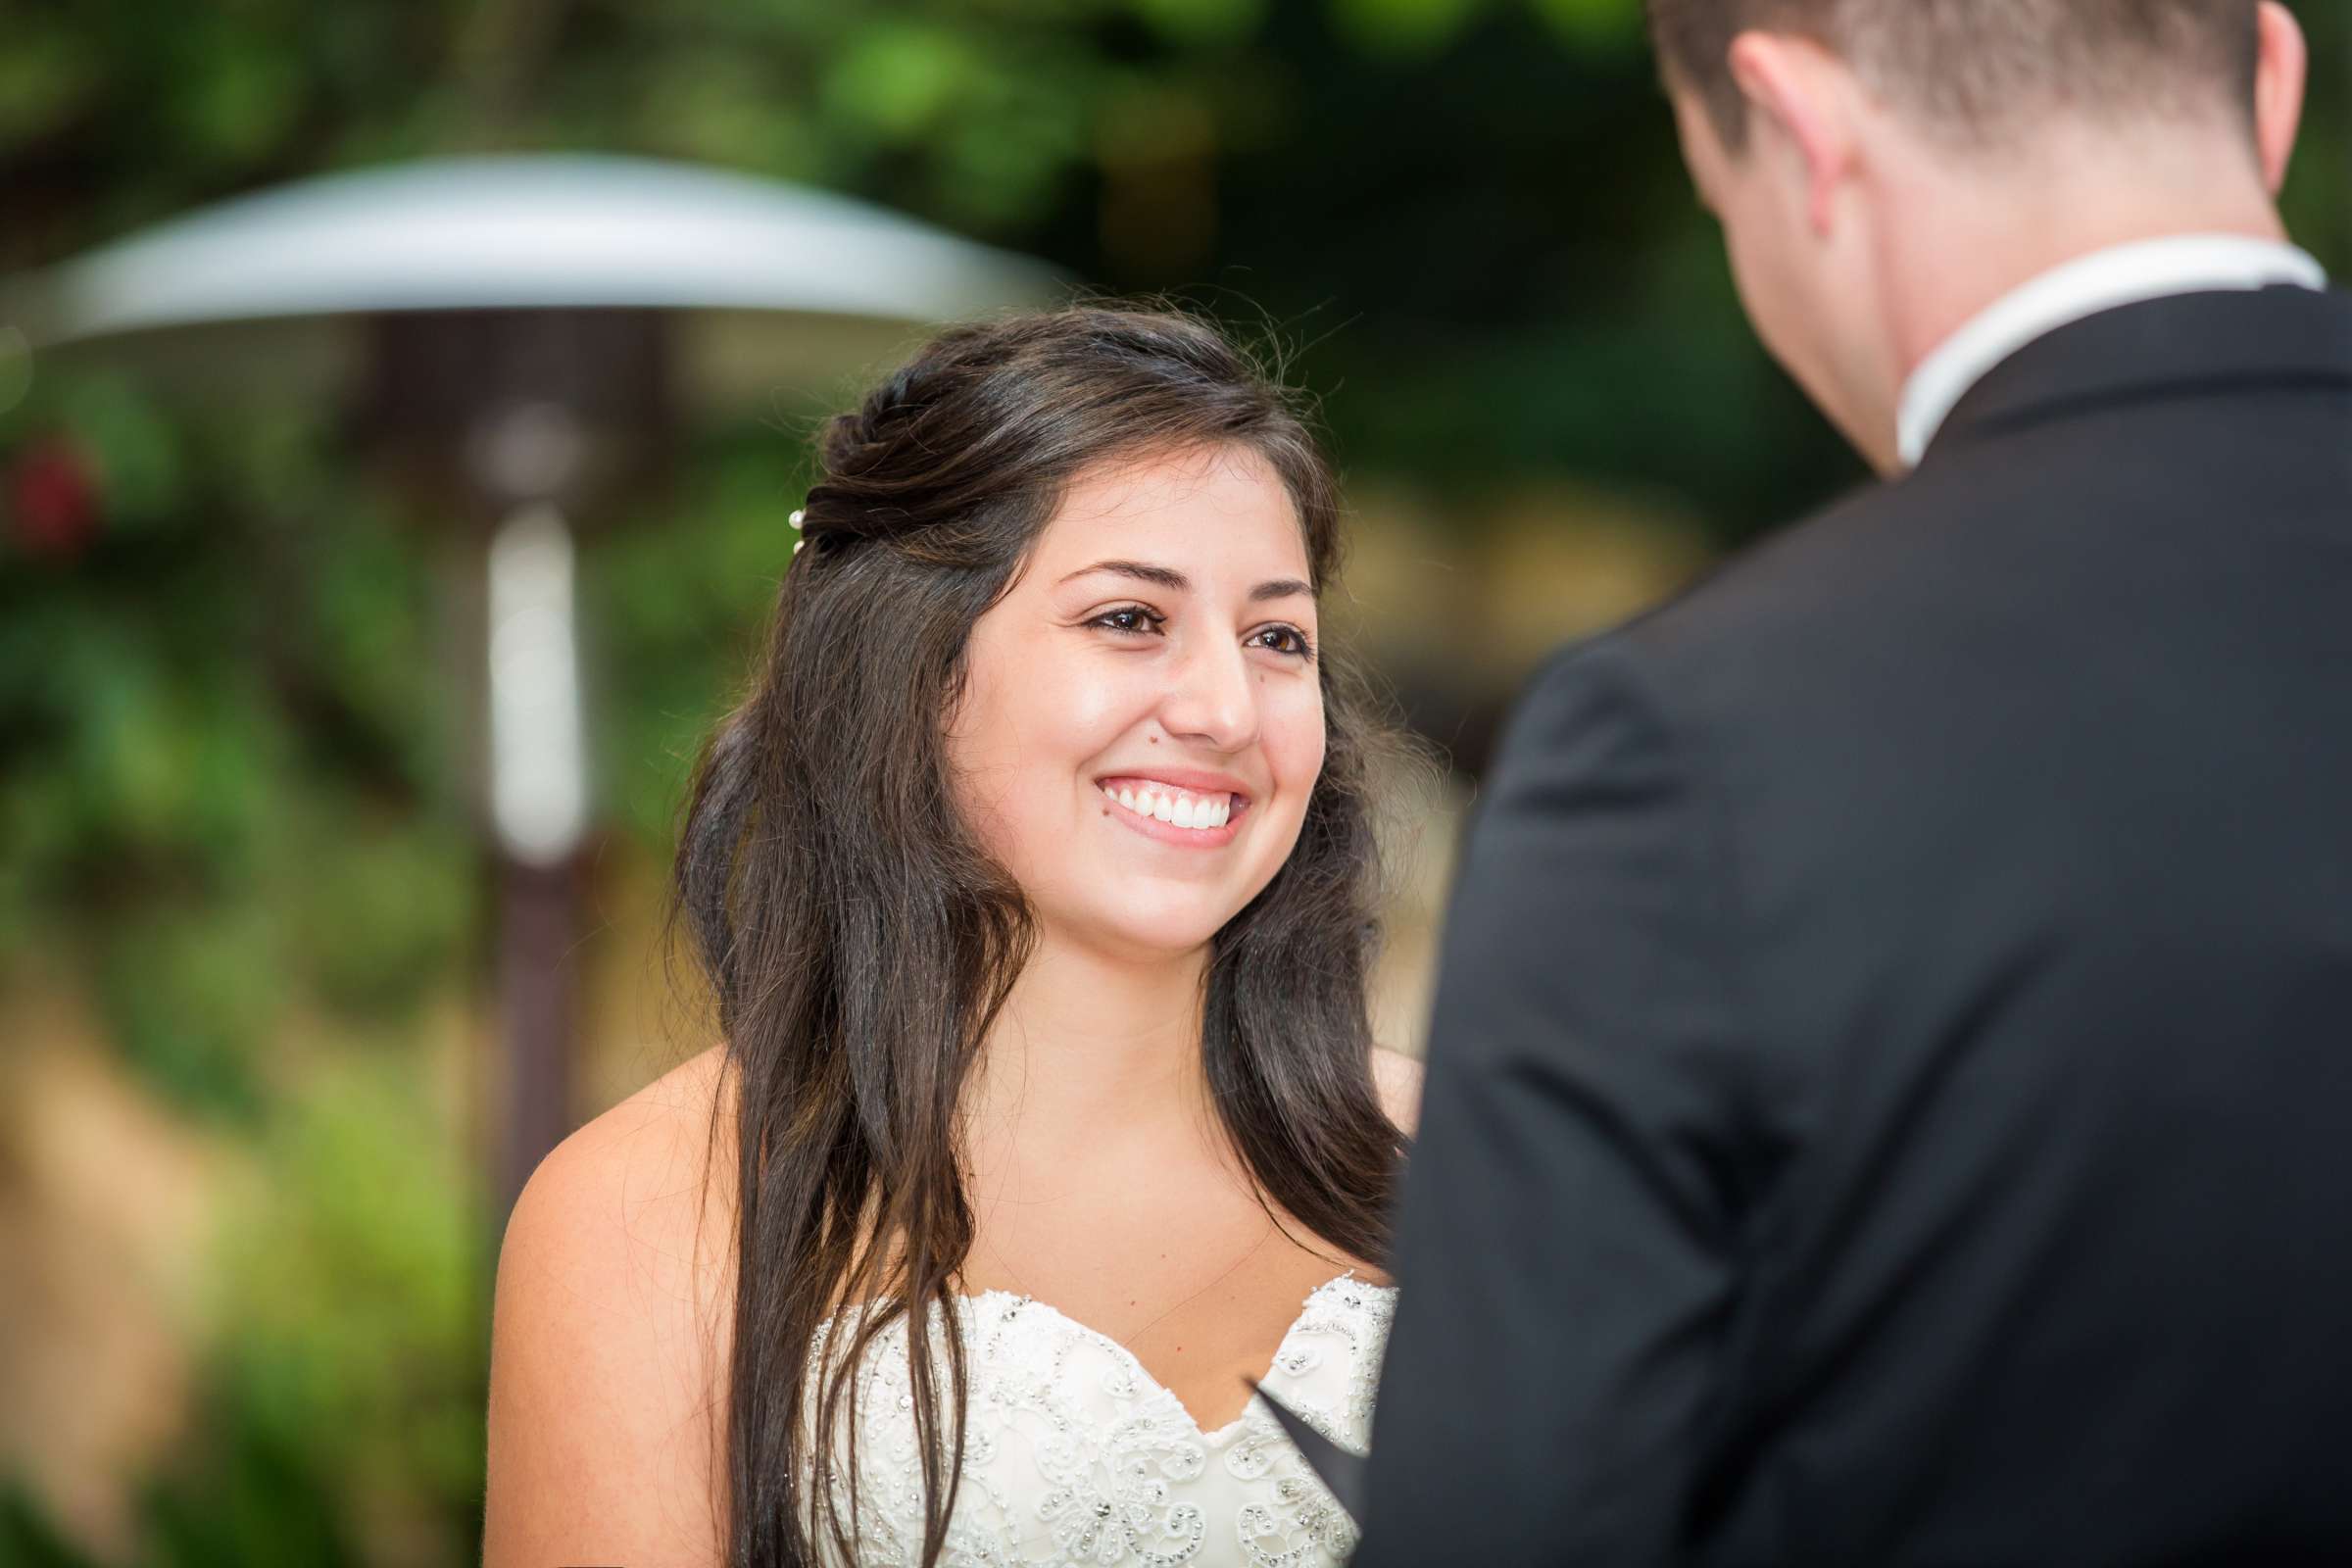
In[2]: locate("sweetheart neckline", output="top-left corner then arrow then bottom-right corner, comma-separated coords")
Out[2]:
959,1267 -> 1396,1444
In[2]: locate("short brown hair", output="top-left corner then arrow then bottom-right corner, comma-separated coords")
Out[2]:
1647,0 -> 2261,152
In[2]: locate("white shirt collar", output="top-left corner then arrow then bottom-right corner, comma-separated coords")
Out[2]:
1895,233 -> 2328,467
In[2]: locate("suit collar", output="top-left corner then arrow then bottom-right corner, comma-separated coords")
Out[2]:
1895,237 -> 2327,466
1920,284 -> 2352,465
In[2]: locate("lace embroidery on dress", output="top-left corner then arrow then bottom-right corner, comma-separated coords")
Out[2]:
799,1272 -> 1396,1567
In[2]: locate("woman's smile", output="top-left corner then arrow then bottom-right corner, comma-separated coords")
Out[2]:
1095,772 -> 1255,848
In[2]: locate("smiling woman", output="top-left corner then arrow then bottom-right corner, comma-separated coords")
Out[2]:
949,445 -> 1329,950
484,306 -> 1422,1568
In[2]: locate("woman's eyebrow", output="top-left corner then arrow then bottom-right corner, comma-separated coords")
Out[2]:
1249,577 -> 1313,604
1057,561 -> 1313,603
1060,560 -> 1189,591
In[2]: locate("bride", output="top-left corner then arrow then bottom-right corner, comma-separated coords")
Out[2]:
483,305 -> 1423,1568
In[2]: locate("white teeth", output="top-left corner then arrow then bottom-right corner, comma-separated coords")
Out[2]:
1101,782 -> 1241,831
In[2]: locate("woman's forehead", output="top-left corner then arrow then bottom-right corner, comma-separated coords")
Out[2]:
1031,446 -> 1312,585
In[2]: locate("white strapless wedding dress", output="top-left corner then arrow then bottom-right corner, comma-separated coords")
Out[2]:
802,1270 -> 1396,1567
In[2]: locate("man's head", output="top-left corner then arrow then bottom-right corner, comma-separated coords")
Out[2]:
1649,0 -> 2310,471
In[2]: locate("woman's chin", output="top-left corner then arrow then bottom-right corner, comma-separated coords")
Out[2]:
1049,906 -> 1236,965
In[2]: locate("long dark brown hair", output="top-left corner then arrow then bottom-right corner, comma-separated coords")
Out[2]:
665,305 -> 1408,1567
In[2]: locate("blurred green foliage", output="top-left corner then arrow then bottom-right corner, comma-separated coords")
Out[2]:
1,371 -> 479,1129
587,421 -> 815,846
2,1 -> 2347,1563
0,0 -> 1638,255
0,1056 -> 485,1568
187,1054 -> 487,1564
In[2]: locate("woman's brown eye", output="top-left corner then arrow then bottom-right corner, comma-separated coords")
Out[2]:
1251,625 -> 1315,660
1092,607 -> 1162,635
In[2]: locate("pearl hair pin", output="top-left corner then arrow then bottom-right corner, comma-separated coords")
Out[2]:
789,507 -> 806,557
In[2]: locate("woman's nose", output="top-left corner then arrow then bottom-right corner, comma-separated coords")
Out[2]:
1159,639 -> 1258,752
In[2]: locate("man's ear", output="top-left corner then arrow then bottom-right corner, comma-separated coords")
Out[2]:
2252,0 -> 2308,194
1725,31 -> 1862,238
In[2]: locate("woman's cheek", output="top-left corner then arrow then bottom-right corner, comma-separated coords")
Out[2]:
1049,664 -> 1133,743
1268,684 -> 1327,795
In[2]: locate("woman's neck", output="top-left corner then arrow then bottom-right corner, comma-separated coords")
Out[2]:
961,929 -> 1218,1163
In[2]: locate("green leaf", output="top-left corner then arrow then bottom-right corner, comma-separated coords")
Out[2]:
1527,0 -> 1644,49
54,372 -> 185,535
0,24 -> 102,148
823,23 -> 976,144
200,1052 -> 489,1545
633,51 -> 814,175
1128,0 -> 1267,49
172,17 -> 307,167
286,805 -> 478,1019
95,903 -> 276,1127
1327,0 -> 1489,58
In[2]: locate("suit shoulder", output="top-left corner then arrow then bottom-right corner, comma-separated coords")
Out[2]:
1630,482 -> 1907,646
1576,465 -> 2023,710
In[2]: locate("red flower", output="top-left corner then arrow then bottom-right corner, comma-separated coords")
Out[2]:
7,434 -> 102,563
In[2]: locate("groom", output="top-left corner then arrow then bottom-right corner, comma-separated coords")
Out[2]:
1347,2 -> 2352,1561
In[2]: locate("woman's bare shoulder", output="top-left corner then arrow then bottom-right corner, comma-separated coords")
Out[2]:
483,1045 -> 738,1567
608,1043 -> 740,1164
1372,1045 -> 1425,1137
534,1042 -> 742,1310
538,1044 -> 741,1250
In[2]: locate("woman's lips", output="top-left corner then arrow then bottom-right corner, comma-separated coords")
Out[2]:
1095,776 -> 1251,848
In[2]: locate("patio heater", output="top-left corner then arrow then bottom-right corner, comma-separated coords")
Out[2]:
5,153 -> 1055,1225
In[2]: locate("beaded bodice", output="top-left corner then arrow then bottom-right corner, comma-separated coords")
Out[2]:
801,1271 -> 1396,1567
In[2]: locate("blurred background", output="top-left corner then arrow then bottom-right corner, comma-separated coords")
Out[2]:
1,2 -> 2344,1563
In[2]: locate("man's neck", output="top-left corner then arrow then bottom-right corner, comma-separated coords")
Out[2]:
1881,128 -> 2288,385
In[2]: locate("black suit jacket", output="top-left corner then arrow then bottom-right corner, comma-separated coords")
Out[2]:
1352,285 -> 2352,1566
